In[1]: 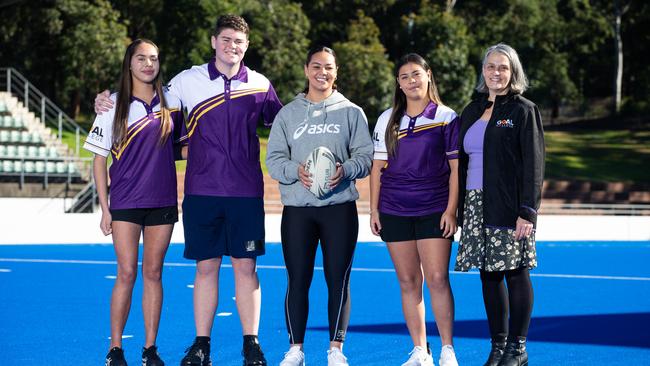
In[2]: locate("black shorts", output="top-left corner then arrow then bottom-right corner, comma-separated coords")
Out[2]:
110,206 -> 178,226
182,195 -> 265,260
379,211 -> 451,242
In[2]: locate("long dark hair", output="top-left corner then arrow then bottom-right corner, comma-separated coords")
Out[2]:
113,39 -> 171,147
385,53 -> 443,157
302,45 -> 338,94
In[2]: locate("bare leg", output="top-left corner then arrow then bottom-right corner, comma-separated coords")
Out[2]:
193,258 -> 222,336
232,257 -> 261,335
109,221 -> 142,349
387,241 -> 427,347
141,224 -> 173,347
418,238 -> 455,346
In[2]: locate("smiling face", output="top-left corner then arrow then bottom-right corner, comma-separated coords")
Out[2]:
304,51 -> 337,95
211,28 -> 249,69
397,62 -> 431,101
130,42 -> 159,85
483,51 -> 512,95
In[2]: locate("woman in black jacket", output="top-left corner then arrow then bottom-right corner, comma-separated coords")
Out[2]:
454,43 -> 545,366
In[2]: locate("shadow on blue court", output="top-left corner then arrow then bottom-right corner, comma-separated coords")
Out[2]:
0,241 -> 649,365
311,312 -> 650,348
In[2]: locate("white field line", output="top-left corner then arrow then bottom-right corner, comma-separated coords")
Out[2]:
1,257 -> 649,282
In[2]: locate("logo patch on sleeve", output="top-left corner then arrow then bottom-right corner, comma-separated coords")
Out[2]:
89,126 -> 104,142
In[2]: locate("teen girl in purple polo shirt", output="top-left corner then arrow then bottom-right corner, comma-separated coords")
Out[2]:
84,39 -> 183,366
370,54 -> 460,366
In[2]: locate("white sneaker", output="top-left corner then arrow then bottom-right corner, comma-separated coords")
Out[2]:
401,346 -> 434,366
439,345 -> 459,366
327,347 -> 349,366
280,346 -> 305,366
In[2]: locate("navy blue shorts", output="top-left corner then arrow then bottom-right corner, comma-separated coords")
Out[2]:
182,195 -> 265,260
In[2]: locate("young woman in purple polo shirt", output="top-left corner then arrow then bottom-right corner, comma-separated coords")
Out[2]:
370,53 -> 460,366
84,39 -> 183,366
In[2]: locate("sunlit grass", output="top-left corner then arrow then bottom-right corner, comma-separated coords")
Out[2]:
545,129 -> 650,182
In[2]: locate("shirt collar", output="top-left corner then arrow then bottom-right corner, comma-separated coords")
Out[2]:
130,93 -> 159,109
405,100 -> 438,120
208,57 -> 248,82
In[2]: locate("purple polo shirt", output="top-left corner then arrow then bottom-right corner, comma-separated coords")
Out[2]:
171,59 -> 283,198
373,102 -> 460,216
464,119 -> 488,189
83,92 -> 183,209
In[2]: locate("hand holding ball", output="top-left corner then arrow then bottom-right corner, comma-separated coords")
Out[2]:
303,146 -> 340,199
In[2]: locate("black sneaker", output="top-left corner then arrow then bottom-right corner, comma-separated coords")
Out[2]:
142,345 -> 165,366
242,338 -> 267,366
180,339 -> 211,366
106,347 -> 128,366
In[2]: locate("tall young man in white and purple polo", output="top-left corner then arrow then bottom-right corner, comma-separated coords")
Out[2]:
95,14 -> 282,366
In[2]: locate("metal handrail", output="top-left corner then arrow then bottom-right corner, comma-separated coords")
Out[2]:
540,202 -> 650,216
0,67 -> 87,156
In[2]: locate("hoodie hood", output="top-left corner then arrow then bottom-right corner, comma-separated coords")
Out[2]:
293,90 -> 349,128
294,90 -> 348,107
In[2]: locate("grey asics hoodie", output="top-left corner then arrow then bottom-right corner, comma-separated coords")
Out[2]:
266,91 -> 373,207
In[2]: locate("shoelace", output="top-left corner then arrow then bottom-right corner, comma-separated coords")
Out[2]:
328,349 -> 348,364
282,349 -> 303,363
407,347 -> 429,362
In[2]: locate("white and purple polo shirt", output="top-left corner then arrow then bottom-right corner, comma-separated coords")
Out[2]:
83,92 -> 183,210
373,102 -> 460,216
170,59 -> 282,198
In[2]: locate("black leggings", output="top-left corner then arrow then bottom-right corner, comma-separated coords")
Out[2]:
281,202 -> 358,344
480,267 -> 534,341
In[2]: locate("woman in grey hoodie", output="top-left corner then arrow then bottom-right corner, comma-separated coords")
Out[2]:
266,46 -> 373,366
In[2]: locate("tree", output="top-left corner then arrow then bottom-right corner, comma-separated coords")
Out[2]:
244,0 -> 310,102
334,10 -> 394,123
0,0 -> 127,118
455,0 -> 579,119
57,0 -> 128,117
298,0 -> 397,47
408,1 -> 475,110
156,0 -> 243,78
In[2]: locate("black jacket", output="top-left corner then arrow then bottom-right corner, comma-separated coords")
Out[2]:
458,92 -> 545,228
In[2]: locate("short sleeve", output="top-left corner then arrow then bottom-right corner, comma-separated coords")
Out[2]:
83,96 -> 116,157
444,111 -> 460,160
373,109 -> 391,160
262,83 -> 283,127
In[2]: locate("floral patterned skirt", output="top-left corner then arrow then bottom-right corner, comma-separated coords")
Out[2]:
454,189 -> 537,272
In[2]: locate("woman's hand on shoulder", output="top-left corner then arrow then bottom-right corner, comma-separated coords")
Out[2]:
440,210 -> 457,238
94,90 -> 113,114
370,211 -> 382,236
100,211 -> 112,236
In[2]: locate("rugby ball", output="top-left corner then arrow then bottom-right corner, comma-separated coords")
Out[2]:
304,146 -> 339,199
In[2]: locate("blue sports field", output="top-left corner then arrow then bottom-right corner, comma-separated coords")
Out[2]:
0,241 -> 649,365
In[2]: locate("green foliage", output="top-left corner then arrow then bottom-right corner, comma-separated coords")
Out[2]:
55,0 -> 128,117
334,11 -> 394,123
298,0 -> 396,47
155,0 -> 238,78
409,2 -> 475,111
0,0 -> 648,126
0,1 -> 124,118
245,0 -> 311,102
